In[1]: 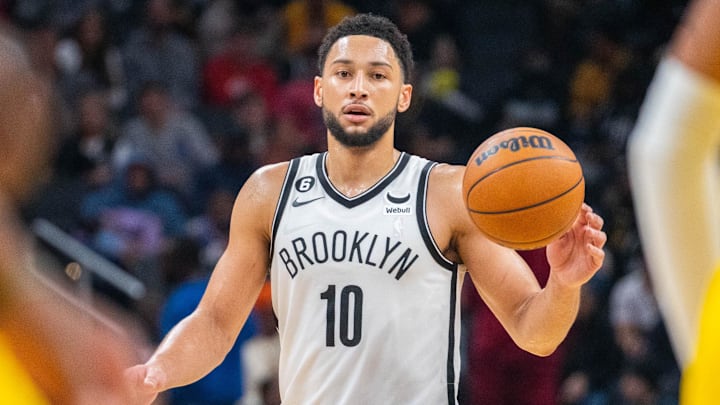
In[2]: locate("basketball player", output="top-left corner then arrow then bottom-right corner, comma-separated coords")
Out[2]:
627,0 -> 720,402
0,29 -> 139,404
126,14 -> 606,404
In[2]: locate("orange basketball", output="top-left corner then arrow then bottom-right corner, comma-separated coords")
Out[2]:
462,127 -> 585,250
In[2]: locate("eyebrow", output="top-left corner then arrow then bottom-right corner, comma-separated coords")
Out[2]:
330,59 -> 394,70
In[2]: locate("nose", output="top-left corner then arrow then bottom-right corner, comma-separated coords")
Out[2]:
349,74 -> 369,99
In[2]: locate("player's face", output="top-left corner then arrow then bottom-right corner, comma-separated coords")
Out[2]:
314,35 -> 412,147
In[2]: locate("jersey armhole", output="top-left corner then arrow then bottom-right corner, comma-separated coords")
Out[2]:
416,161 -> 457,271
269,158 -> 301,257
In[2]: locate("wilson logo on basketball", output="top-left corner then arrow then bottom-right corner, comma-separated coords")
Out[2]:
473,135 -> 555,167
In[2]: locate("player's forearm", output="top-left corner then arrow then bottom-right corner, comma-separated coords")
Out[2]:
145,309 -> 237,390
512,273 -> 580,357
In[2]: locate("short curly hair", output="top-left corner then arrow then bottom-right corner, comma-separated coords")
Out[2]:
317,13 -> 415,83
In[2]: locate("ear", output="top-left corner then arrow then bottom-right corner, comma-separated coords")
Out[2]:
313,76 -> 323,107
397,83 -> 413,113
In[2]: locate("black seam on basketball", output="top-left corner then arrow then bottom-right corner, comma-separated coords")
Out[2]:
485,202 -> 581,248
469,176 -> 584,215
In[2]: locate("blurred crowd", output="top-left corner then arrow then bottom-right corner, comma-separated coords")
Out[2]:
1,0 -> 687,404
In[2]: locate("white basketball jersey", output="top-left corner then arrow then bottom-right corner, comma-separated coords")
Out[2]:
270,152 -> 465,404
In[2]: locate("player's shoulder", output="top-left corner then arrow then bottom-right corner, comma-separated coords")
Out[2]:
421,162 -> 479,259
427,162 -> 465,191
239,161 -> 293,202
426,162 -> 466,213
232,161 -> 294,235
252,160 -> 292,182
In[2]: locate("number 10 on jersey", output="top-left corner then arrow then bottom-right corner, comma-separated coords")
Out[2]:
320,285 -> 363,347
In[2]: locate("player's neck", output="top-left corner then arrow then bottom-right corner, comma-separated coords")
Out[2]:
325,141 -> 401,198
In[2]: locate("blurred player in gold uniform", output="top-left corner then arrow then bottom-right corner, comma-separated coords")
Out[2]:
0,27 -> 141,405
628,0 -> 720,402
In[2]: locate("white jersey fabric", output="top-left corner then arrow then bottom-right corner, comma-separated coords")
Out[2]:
270,152 -> 465,405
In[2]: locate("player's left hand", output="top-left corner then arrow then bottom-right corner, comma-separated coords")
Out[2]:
546,203 -> 606,288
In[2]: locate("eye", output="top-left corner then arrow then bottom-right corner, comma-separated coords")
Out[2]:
337,70 -> 351,78
371,72 -> 386,80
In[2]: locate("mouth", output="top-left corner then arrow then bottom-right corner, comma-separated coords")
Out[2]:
342,104 -> 371,123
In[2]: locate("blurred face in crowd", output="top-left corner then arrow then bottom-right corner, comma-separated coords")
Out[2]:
125,163 -> 154,199
78,9 -> 106,51
139,86 -> 170,128
78,91 -> 110,136
148,0 -> 174,30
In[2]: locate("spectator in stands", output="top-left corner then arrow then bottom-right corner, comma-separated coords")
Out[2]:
558,257 -> 621,405
201,20 -> 280,110
194,128 -> 256,207
122,0 -> 200,112
184,188 -> 235,272
112,81 -> 219,201
227,88 -> 276,165
55,88 -> 117,187
280,0 -> 355,58
54,6 -> 127,112
32,88 -> 118,233
80,158 -> 188,275
608,256 -> 679,401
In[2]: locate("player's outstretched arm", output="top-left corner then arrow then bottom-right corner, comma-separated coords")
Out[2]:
125,163 -> 287,403
627,0 -> 720,364
509,204 -> 605,356
435,165 -> 605,356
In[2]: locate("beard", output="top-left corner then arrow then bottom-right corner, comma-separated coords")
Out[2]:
323,107 -> 396,147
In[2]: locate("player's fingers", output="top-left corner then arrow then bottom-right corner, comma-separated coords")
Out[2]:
584,225 -> 606,270
123,365 -> 161,405
123,365 -> 145,386
586,210 -> 604,230
583,227 -> 607,251
575,203 -> 591,226
587,243 -> 605,268
143,364 -> 167,391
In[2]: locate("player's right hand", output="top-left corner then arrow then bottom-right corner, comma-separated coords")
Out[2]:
124,364 -> 164,405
